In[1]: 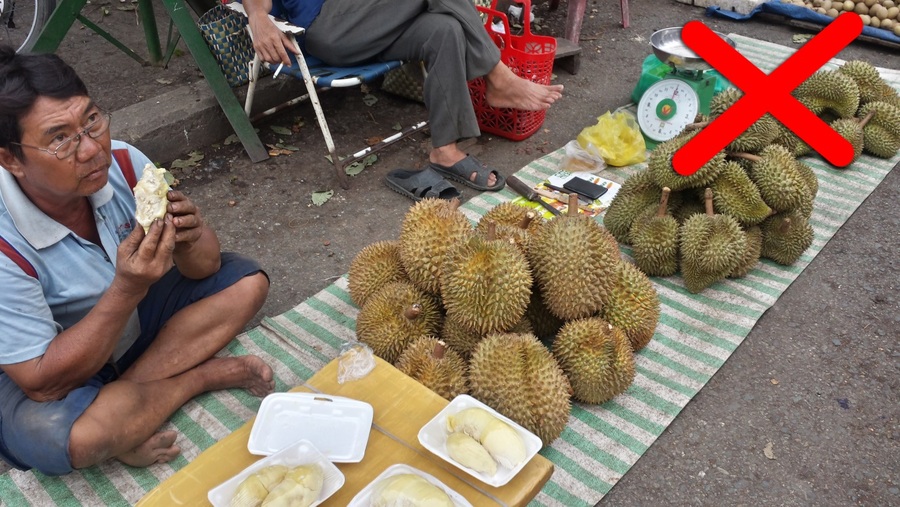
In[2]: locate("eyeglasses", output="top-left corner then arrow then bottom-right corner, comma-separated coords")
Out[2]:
12,110 -> 111,160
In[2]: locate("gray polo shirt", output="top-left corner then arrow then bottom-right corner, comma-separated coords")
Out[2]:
0,140 -> 150,365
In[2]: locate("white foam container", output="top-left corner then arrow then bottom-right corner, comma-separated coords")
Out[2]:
347,463 -> 473,507
417,394 -> 543,487
208,439 -> 344,507
248,392 -> 373,462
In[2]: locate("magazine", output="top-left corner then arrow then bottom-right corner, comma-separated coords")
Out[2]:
510,171 -> 621,219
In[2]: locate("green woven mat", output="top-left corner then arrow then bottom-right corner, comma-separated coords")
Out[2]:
2,34 -> 898,507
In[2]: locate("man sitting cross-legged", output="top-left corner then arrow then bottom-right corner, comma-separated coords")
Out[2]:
0,46 -> 274,475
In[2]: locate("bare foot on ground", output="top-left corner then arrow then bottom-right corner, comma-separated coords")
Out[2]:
199,355 -> 275,397
485,64 -> 563,111
117,430 -> 180,467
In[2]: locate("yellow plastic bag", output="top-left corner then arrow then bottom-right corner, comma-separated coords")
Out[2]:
576,111 -> 647,167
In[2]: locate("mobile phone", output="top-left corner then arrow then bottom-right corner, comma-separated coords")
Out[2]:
563,177 -> 608,201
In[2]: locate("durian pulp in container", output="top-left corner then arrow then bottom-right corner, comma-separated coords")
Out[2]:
346,463 -> 473,507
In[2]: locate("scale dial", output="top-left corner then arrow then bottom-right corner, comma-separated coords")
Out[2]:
637,78 -> 700,143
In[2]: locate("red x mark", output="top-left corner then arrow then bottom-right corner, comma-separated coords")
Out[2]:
672,13 -> 864,176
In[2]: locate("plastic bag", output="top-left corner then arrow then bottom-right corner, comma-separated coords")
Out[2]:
559,139 -> 607,173
576,111 -> 647,167
336,342 -> 376,384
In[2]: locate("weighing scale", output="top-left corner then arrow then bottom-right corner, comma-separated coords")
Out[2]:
631,27 -> 736,147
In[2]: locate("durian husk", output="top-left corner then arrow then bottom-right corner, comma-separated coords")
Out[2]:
679,189 -> 747,294
468,333 -> 572,446
708,161 -> 772,227
709,89 -> 781,153
439,312 -> 484,362
728,226 -> 762,278
552,317 -> 636,405
395,337 -> 467,401
478,202 -> 545,235
524,282 -> 564,343
629,187 -> 679,277
649,130 -> 726,191
348,240 -> 408,308
858,101 -> 900,158
603,170 -> 662,244
759,212 -> 814,266
600,260 -> 660,352
355,281 -> 442,363
398,198 -> 473,296
838,60 -> 885,105
528,209 -> 620,321
794,70 -> 860,119
441,233 -> 532,335
736,145 -> 810,213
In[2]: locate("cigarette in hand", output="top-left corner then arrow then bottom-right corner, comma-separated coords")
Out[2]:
273,63 -> 284,78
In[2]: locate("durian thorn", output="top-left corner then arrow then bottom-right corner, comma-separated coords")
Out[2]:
567,193 -> 580,216
858,109 -> 876,128
405,304 -> 422,320
728,152 -> 760,162
657,187 -> 671,217
432,340 -> 447,360
485,221 -> 497,241
704,188 -> 714,216
684,121 -> 710,130
778,217 -> 793,235
519,212 -> 536,230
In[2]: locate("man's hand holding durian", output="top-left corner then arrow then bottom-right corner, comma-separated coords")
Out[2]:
160,189 -> 222,279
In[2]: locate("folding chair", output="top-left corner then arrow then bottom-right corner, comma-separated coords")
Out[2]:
225,2 -> 429,189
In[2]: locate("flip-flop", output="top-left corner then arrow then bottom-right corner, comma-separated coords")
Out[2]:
384,167 -> 462,202
429,154 -> 506,192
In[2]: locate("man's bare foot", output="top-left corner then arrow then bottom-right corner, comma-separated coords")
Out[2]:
116,430 -> 180,467
198,355 -> 275,397
430,144 -> 497,187
485,62 -> 563,111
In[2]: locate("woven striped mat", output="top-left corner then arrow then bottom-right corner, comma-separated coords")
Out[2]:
2,34 -> 898,507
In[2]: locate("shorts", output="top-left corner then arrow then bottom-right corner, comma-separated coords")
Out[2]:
0,252 -> 264,476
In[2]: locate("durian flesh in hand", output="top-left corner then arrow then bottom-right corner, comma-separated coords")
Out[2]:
371,473 -> 454,507
446,431 -> 497,475
133,164 -> 171,233
260,464 -> 324,507
231,464 -> 288,507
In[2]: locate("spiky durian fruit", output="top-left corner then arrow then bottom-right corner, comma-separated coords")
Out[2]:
348,240 -> 408,308
395,338 -> 467,401
729,226 -> 762,278
679,189 -> 747,293
771,123 -> 812,157
552,318 -> 635,405
356,281 -> 442,363
838,60 -> 886,105
529,198 -> 620,320
649,130 -> 726,191
524,282 -> 564,342
630,187 -> 679,277
600,261 -> 660,352
468,333 -> 572,446
858,101 -> 900,158
478,202 -> 544,234
672,196 -> 706,225
794,70 -> 860,119
829,108 -> 877,165
439,312 -> 484,361
441,228 -> 532,335
371,474 -> 453,507
734,145 -> 809,213
399,198 -> 473,295
793,159 -> 818,202
760,211 -> 814,266
603,170 -> 662,244
709,89 -> 780,153
708,160 -> 772,226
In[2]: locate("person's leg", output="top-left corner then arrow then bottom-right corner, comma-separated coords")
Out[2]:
69,355 -> 273,469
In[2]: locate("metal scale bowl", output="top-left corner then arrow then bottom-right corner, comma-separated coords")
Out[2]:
635,27 -> 736,144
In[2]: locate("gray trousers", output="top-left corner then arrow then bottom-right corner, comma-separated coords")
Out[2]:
305,0 -> 501,147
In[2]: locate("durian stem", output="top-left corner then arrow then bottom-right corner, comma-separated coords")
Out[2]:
567,193 -> 580,216
432,340 -> 446,359
485,221 -> 497,241
728,152 -> 761,162
404,304 -> 422,320
657,187 -> 671,218
519,211 -> 536,230
684,121 -> 710,130
778,217 -> 792,235
858,109 -> 876,129
704,188 -> 714,216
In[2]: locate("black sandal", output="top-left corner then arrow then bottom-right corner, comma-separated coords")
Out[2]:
384,167 -> 462,202
429,154 -> 506,191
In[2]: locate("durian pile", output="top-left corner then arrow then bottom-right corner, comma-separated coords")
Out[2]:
605,60 -> 900,293
349,196 -> 661,447
783,0 -> 900,36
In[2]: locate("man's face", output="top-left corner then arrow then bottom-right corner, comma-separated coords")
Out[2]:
0,95 -> 112,204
